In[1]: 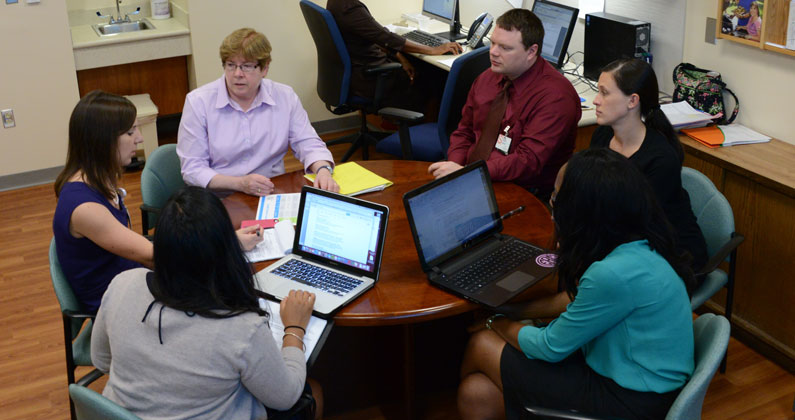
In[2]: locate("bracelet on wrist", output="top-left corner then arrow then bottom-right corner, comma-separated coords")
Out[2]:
283,332 -> 306,352
284,325 -> 306,334
485,314 -> 505,331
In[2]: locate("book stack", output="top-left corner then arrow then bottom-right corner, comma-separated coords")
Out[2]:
661,101 -> 718,130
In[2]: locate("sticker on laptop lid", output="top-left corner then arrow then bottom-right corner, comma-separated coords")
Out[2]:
536,253 -> 558,268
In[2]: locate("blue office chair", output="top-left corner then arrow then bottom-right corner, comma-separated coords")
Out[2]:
376,46 -> 491,161
299,0 -> 422,162
69,384 -> 141,420
50,238 -> 104,420
140,144 -> 184,236
681,166 -> 743,373
522,313 -> 731,420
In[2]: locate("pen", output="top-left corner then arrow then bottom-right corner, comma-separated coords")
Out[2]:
500,205 -> 526,221
256,226 -> 261,237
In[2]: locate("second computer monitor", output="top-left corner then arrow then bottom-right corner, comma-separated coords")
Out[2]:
422,0 -> 465,41
531,0 -> 579,69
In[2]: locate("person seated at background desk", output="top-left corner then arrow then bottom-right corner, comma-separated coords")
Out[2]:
91,186 -> 322,419
590,58 -> 708,273
428,9 -> 580,198
178,28 -> 338,196
457,148 -> 696,420
327,0 -> 462,110
53,91 -> 262,313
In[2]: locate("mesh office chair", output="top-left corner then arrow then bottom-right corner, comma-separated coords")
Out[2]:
69,384 -> 141,420
299,0 -> 422,162
376,46 -> 491,161
140,144 -> 184,236
522,313 -> 731,420
49,238 -> 104,420
681,166 -> 744,373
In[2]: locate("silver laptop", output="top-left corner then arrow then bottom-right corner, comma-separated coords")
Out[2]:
255,186 -> 389,318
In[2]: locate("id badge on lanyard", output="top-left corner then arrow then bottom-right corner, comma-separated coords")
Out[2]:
495,125 -> 512,155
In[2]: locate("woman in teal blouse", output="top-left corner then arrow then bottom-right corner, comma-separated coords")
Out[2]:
457,148 -> 697,420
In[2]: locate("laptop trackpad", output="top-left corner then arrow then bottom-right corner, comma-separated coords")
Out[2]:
497,272 -> 535,292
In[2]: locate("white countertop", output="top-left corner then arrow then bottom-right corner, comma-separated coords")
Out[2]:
70,17 -> 189,50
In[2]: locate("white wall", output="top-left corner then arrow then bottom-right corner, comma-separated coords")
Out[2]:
683,0 -> 795,145
0,0 -> 79,177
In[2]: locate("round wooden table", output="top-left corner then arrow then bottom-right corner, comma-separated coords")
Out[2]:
224,160 -> 554,327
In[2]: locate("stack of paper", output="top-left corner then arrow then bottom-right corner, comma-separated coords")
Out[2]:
305,162 -> 393,196
682,123 -> 771,148
245,220 -> 295,262
661,101 -> 718,130
258,298 -> 329,363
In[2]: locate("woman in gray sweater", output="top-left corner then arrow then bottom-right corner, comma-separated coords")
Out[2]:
91,186 -> 320,419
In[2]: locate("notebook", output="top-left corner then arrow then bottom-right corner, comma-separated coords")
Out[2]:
403,161 -> 556,308
255,186 -> 389,318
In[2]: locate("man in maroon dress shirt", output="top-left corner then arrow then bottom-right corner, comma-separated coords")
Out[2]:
428,9 -> 581,198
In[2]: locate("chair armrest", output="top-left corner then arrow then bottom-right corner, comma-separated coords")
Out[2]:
140,204 -> 161,215
363,62 -> 402,77
524,405 -> 616,420
378,107 -> 424,123
63,310 -> 96,320
698,233 -> 745,276
75,369 -> 104,387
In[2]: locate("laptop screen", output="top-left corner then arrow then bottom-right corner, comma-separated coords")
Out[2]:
404,163 -> 500,267
532,0 -> 578,69
296,189 -> 387,274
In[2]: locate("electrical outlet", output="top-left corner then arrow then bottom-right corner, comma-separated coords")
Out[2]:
2,109 -> 16,128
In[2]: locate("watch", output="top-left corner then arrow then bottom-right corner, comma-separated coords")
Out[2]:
317,165 -> 334,175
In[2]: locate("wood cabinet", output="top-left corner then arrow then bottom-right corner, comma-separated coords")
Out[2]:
76,56 -> 189,117
717,0 -> 795,57
681,137 -> 795,372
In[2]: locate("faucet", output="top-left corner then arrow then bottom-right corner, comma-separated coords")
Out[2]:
96,0 -> 140,24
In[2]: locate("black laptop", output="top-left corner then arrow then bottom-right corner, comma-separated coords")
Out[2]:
403,161 -> 557,308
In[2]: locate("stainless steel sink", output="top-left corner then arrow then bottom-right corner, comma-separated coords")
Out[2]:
92,20 -> 153,36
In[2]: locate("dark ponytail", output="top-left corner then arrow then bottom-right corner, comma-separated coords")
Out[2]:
601,59 -> 683,162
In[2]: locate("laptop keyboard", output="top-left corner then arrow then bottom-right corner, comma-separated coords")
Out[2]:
272,259 -> 362,297
402,30 -> 446,47
443,240 -> 543,293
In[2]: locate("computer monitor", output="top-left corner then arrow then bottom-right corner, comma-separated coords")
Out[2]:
421,0 -> 465,41
531,0 -> 579,69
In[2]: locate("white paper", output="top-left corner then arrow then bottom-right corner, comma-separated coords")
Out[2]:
719,124 -> 771,145
660,101 -> 716,128
259,298 -> 328,362
256,193 -> 301,221
245,220 -> 295,262
505,0 -> 522,8
578,0 -> 604,19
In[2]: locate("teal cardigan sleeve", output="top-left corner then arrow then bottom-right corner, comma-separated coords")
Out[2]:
517,261 -> 633,362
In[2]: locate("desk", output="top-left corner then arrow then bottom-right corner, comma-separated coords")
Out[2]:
223,160 -> 555,327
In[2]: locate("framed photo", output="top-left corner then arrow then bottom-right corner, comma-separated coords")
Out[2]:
718,0 -> 765,44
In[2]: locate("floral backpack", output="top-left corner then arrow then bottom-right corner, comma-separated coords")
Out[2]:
672,63 -> 739,125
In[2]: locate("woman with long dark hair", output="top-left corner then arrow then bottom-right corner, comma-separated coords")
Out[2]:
457,149 -> 696,420
91,186 -> 321,419
53,91 -> 262,313
590,58 -> 708,273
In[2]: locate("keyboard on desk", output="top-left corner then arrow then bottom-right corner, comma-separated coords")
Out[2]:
272,259 -> 362,297
441,240 -> 543,294
402,30 -> 447,47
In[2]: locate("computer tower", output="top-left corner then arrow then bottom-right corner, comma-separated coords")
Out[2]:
584,12 -> 651,81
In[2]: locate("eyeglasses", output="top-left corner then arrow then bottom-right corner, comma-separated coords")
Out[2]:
224,62 -> 260,73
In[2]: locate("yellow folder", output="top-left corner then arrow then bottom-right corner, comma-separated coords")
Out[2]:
304,162 -> 393,196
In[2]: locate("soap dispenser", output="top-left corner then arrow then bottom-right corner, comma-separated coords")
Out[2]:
150,0 -> 170,19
